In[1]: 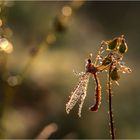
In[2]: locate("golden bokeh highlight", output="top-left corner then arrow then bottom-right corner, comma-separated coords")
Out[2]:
4,42 -> 13,54
61,6 -> 72,17
0,38 -> 9,49
0,38 -> 13,53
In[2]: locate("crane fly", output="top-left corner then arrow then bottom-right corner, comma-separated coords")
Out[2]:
66,54 -> 104,117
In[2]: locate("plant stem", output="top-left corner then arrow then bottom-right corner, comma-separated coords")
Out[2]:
108,63 -> 115,140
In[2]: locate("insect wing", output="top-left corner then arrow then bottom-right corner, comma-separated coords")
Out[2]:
66,72 -> 90,117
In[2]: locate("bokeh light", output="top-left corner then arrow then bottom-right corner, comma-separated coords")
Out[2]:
62,6 -> 72,17
0,1 -> 139,139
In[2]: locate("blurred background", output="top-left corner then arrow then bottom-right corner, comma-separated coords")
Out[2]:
0,1 -> 139,139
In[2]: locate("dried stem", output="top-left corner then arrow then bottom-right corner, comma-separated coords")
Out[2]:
108,63 -> 115,140
94,41 -> 105,66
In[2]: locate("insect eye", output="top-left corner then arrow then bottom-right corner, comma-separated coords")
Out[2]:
88,59 -> 91,63
110,67 -> 120,81
118,39 -> 128,54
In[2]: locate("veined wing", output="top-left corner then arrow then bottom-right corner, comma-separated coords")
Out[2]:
66,72 -> 90,117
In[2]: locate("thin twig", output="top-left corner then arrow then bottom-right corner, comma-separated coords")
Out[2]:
108,63 -> 115,140
94,41 -> 105,66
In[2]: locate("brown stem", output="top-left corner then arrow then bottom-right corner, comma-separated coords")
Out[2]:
90,73 -> 101,111
108,63 -> 115,140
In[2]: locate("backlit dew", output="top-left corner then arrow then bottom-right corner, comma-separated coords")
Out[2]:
46,33 -> 56,45
62,6 -> 72,17
66,72 -> 90,117
115,81 -> 119,86
119,65 -> 132,73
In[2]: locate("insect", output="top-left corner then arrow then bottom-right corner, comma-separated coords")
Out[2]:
65,54 -> 103,117
66,35 -> 131,117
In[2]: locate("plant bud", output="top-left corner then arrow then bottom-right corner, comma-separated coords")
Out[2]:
107,38 -> 118,50
118,39 -> 128,54
102,57 -> 112,66
110,67 -> 120,81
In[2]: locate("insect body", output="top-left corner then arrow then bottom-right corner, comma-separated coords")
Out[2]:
66,58 -> 102,117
